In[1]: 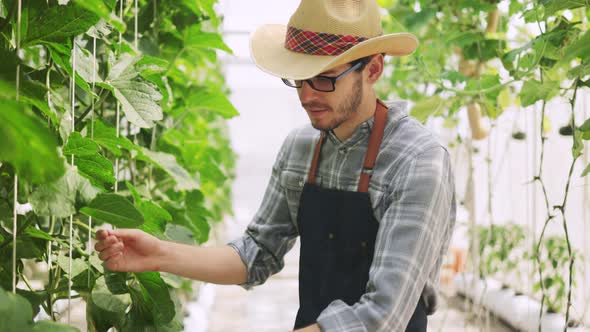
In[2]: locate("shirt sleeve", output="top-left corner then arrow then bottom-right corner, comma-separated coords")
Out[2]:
226,131 -> 299,290
316,146 -> 456,332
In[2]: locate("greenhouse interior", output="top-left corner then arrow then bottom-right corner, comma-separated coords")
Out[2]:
1,0 -> 590,331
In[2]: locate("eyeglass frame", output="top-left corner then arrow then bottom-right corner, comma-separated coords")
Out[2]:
281,58 -> 368,92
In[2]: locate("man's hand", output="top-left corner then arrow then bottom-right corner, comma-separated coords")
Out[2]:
294,323 -> 321,332
95,229 -> 163,272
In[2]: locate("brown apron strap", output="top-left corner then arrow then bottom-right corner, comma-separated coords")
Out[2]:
306,99 -> 389,192
358,99 -> 388,192
307,130 -> 326,185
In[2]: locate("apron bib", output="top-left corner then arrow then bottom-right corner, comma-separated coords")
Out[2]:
293,100 -> 427,331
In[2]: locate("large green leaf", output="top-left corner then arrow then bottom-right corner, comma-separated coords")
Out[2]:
139,148 -> 200,191
73,0 -> 126,32
100,54 -> 163,128
185,88 -> 239,119
410,95 -> 445,123
561,30 -> 590,63
30,164 -> 100,218
184,27 -> 233,54
541,0 -> 587,18
56,252 -> 87,278
92,120 -> 137,157
45,42 -> 94,96
23,3 -> 99,47
88,276 -> 130,332
80,193 -> 144,228
64,132 -> 99,156
132,272 -> 175,325
0,286 -> 34,332
74,154 -> 115,190
185,190 -> 211,243
0,98 -> 65,184
519,79 -> 559,107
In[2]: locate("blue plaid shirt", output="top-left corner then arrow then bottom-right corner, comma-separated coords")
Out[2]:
228,100 -> 457,331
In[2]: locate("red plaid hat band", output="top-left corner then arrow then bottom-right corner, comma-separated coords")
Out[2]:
284,26 -> 368,56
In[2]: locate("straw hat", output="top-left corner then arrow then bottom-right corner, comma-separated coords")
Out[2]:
249,0 -> 419,80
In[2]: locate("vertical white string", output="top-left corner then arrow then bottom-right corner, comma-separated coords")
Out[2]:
67,42 -> 77,324
134,0 -> 138,49
88,36 -> 97,289
114,0 -> 124,193
12,0 -> 22,295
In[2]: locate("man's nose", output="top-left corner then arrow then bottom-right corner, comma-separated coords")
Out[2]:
298,80 -> 320,102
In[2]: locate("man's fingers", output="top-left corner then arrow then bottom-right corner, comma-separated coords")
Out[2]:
109,229 -> 141,242
98,242 -> 124,261
96,229 -> 109,241
95,235 -> 120,252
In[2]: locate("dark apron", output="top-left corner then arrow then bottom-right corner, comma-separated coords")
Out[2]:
293,100 -> 427,331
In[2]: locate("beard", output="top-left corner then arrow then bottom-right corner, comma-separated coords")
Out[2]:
306,75 -> 363,131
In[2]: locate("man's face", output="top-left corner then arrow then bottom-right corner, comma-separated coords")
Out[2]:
297,63 -> 364,131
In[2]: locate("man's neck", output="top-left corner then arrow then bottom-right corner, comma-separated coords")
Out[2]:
332,93 -> 377,141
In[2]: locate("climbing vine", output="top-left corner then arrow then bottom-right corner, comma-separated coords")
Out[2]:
378,0 -> 590,329
0,0 -> 237,330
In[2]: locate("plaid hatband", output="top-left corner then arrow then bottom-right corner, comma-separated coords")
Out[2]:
284,26 -> 368,56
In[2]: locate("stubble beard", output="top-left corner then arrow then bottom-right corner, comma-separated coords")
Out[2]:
309,76 -> 363,132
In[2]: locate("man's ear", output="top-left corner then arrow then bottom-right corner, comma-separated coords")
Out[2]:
366,54 -> 384,84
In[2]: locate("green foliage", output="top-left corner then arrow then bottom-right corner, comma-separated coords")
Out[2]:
532,236 -> 582,314
0,0 -> 236,329
474,223 -> 526,279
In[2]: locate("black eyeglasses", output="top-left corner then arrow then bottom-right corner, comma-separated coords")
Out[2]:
281,60 -> 365,92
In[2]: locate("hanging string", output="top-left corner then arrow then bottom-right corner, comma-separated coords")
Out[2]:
67,41 -> 77,324
88,36 -> 97,289
12,0 -> 22,295
134,0 -> 138,49
114,0 -> 124,193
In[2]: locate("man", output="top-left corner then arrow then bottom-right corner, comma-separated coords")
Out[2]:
95,0 -> 457,331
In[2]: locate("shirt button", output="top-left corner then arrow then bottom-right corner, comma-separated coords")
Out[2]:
328,233 -> 335,240
360,241 -> 367,247
338,148 -> 347,154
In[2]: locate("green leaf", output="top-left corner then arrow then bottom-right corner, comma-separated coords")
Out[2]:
45,42 -> 94,96
102,54 -> 163,128
88,276 -> 130,332
92,120 -> 137,157
139,148 -> 200,191
184,27 -> 233,54
410,96 -> 445,123
81,193 -> 144,228
164,224 -> 195,245
541,0 -> 587,18
74,0 -> 126,32
23,3 -> 99,47
64,132 -> 99,156
582,163 -> 590,177
30,164 -> 100,218
105,270 -> 129,295
0,98 -> 65,184
580,118 -> 590,132
71,43 -> 101,84
185,88 -> 239,119
74,154 -> 115,190
562,30 -> 590,63
185,190 -> 211,243
56,252 -> 87,278
519,79 -> 559,107
132,272 -> 175,324
0,286 -> 34,332
32,320 -> 80,332
465,74 -> 502,101
573,129 -> 584,158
